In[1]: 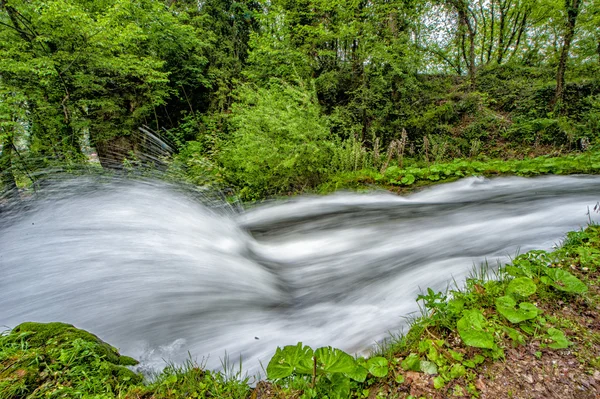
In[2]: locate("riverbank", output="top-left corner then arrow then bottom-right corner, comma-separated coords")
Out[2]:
2,221 -> 600,398
316,150 -> 600,195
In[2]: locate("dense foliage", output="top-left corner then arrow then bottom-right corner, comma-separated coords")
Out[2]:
1,0 -> 599,198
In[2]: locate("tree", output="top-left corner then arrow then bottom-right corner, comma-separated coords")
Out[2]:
443,0 -> 477,87
553,0 -> 584,107
0,0 -> 208,172
218,82 -> 335,199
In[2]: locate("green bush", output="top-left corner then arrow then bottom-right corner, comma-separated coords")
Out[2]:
580,95 -> 600,138
504,117 -> 568,145
218,82 -> 336,200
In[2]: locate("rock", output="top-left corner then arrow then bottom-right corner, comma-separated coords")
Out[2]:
475,378 -> 487,392
523,374 -> 534,384
1,322 -> 143,398
405,371 -> 421,383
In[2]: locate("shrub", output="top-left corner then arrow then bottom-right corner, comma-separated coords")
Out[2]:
218,82 -> 335,200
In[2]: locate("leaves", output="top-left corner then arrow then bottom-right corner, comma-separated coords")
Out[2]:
419,360 -> 438,375
345,364 -> 368,382
495,296 -> 539,323
506,277 -> 537,297
329,373 -> 351,399
546,328 -> 571,349
401,174 -> 416,185
366,357 -> 389,377
457,310 -> 495,349
219,83 -> 335,200
266,344 -> 388,396
401,353 -> 421,371
541,268 -> 588,294
502,326 -> 526,345
315,346 -> 356,374
266,342 -> 313,380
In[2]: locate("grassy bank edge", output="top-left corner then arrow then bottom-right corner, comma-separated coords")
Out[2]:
316,150 -> 600,195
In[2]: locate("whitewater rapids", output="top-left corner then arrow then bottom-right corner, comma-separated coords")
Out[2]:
1,175 -> 599,376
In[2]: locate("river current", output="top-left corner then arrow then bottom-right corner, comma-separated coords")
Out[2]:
1,175 -> 599,376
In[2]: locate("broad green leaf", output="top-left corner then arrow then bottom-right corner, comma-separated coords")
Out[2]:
457,310 -> 495,349
506,277 -> 537,297
266,347 -> 294,379
447,299 -> 465,315
448,349 -> 464,362
546,328 -> 571,349
345,365 -> 368,382
541,269 -> 587,293
329,373 -> 351,399
433,376 -> 445,389
495,296 -> 539,323
420,360 -> 438,375
427,345 -> 442,365
266,343 -> 313,380
449,363 -> 466,379
366,357 -> 388,377
472,354 -> 486,364
401,353 -> 421,371
401,174 -> 415,185
315,346 -> 356,374
355,357 -> 367,368
163,374 -> 177,385
504,266 -> 526,278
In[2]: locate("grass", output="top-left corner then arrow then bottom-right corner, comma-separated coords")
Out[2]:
2,225 -> 600,398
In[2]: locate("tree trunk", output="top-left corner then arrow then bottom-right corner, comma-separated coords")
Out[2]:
497,1 -> 507,63
553,0 -> 582,108
509,12 -> 529,61
451,0 -> 477,88
487,0 -> 495,63
462,9 -> 477,88
0,133 -> 17,195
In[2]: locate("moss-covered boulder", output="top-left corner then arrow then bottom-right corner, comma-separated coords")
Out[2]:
0,322 -> 142,399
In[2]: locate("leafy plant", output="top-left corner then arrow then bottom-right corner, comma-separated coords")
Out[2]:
545,328 -> 572,349
541,268 -> 588,294
456,309 -> 495,349
218,82 -> 335,200
495,296 -> 539,323
266,343 -> 388,399
506,277 -> 537,297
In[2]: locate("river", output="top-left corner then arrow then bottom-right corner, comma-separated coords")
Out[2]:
1,175 -> 599,376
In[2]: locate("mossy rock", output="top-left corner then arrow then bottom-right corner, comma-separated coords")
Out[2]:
12,322 -> 132,364
1,322 -> 142,399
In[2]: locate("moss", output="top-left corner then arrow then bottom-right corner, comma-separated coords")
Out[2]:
1,322 -> 142,398
119,355 -> 140,366
12,322 -> 127,364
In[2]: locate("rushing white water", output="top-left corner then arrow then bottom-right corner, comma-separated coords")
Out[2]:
1,175 -> 599,376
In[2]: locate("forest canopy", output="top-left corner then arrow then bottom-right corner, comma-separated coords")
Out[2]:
1,0 -> 599,199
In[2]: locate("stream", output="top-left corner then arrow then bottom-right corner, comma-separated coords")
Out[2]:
1,175 -> 599,376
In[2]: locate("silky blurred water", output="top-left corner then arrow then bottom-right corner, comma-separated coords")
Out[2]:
1,175 -> 599,376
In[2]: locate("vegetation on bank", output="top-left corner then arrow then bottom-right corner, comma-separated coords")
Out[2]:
318,149 -> 600,194
1,0 -> 600,201
3,224 -> 600,398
